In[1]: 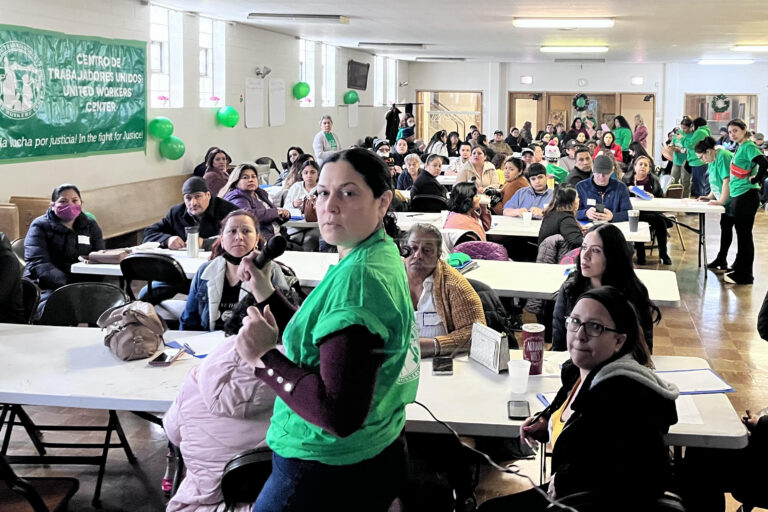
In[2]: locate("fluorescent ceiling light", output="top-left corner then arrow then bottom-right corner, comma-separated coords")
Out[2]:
358,42 -> 426,49
698,59 -> 754,65
541,46 -> 609,53
513,18 -> 614,28
732,45 -> 768,52
247,13 -> 349,24
414,57 -> 465,62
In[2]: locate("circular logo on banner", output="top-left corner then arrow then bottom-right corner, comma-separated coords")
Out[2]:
0,41 -> 45,120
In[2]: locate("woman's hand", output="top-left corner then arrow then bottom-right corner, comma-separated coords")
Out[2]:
235,305 -> 278,367
293,197 -> 304,208
237,251 -> 275,302
520,414 -> 548,447
278,208 -> 291,219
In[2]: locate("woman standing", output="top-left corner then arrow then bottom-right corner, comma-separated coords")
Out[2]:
612,116 -> 633,162
683,117 -> 712,198
443,182 -> 492,241
235,148 -> 419,511
520,121 -> 533,144
494,156 -> 529,214
219,164 -> 291,243
456,146 -> 500,193
312,115 -> 341,166
633,114 -> 648,148
203,149 -> 232,197
721,119 -> 768,285
593,131 -> 623,162
695,137 -> 734,272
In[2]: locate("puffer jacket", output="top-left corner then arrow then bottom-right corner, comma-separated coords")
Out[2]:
23,209 -> 104,291
164,336 -> 276,512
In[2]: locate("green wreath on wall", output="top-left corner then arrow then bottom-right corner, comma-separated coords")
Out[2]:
711,94 -> 730,113
572,93 -> 590,112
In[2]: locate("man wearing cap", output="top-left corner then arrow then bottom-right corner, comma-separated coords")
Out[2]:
520,147 -> 535,170
144,177 -> 239,251
489,130 -> 513,155
502,163 -> 554,219
575,155 -> 632,223
558,140 -> 580,173
374,139 -> 396,170
544,143 -> 568,184
566,147 -> 594,186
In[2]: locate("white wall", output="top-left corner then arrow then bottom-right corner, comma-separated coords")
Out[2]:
0,0 -> 389,202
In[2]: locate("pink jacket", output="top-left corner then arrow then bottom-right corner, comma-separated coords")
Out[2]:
164,336 -> 276,512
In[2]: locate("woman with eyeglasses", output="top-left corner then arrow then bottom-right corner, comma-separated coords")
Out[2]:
479,286 -> 679,511
551,223 -> 660,351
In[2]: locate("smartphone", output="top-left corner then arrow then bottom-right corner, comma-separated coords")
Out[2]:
507,400 -> 531,420
595,203 -> 605,213
148,348 -> 185,367
432,356 -> 454,376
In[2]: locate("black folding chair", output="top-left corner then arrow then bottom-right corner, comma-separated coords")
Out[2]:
221,447 -> 273,510
10,237 -> 25,267
119,253 -> 189,304
20,279 -> 40,325
410,194 -> 449,213
0,453 -> 79,512
37,282 -> 128,327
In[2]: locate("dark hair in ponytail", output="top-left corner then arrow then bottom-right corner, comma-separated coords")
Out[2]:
727,118 -> 751,139
694,136 -> 717,155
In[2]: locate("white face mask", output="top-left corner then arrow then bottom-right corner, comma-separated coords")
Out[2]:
407,119 -> 415,127
377,151 -> 390,158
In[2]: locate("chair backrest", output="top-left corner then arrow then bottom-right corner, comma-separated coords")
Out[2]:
665,183 -> 684,199
255,157 -> 279,172
659,174 -> 673,193
221,447 -> 273,508
38,282 -> 129,327
410,194 -> 449,213
120,253 -> 188,301
20,279 -> 40,324
10,237 -> 24,267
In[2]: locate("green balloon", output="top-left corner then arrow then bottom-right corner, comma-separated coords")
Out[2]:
576,97 -> 587,108
343,90 -> 360,105
148,117 -> 174,139
159,136 -> 185,160
217,106 -> 240,128
293,81 -> 310,99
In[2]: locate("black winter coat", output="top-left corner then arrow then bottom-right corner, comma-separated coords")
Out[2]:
0,232 -> 25,323
143,197 -> 239,250
23,210 -> 105,291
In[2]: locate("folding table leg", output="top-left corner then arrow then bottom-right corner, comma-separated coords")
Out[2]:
110,410 -> 136,464
13,405 -> 47,456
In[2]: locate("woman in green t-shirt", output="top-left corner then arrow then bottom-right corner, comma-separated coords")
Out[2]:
235,148 -> 419,511
613,115 -> 633,163
721,119 -> 768,285
695,136 -> 734,272
312,114 -> 342,166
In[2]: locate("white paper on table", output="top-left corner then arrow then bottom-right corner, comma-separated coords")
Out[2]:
245,77 -> 265,128
674,395 -> 704,425
655,368 -> 734,395
268,78 -> 286,127
167,331 -> 227,358
348,102 -> 358,128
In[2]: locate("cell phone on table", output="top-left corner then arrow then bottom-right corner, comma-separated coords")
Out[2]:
148,348 -> 185,367
507,400 -> 531,420
595,203 -> 605,213
432,356 -> 454,376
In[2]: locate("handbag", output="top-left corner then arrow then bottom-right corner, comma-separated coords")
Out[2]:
97,301 -> 167,361
301,194 -> 318,222
86,249 -> 131,264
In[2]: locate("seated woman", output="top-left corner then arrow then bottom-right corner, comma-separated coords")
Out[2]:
203,148 -> 232,197
411,154 -> 449,208
0,232 -> 25,323
219,164 -> 291,243
165,298 -> 278,511
277,146 -> 304,185
622,155 -> 671,265
396,153 -> 422,190
24,184 -> 104,312
284,159 -> 321,251
180,210 -> 288,331
456,146 -> 499,193
480,286 -> 679,512
592,131 -> 623,162
538,184 -> 584,251
493,156 -> 529,215
443,182 -> 492,241
551,223 -> 660,351
403,223 -> 485,357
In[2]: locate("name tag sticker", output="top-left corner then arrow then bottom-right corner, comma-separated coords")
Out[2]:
422,312 -> 442,327
78,235 -> 90,245
587,198 -> 597,206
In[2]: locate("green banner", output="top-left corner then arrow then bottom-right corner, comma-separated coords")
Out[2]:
0,24 -> 146,163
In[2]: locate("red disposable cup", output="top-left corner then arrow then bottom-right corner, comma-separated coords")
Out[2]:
522,323 -> 545,375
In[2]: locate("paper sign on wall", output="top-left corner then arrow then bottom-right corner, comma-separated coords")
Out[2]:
244,78 -> 264,128
348,102 -> 358,128
268,78 -> 285,127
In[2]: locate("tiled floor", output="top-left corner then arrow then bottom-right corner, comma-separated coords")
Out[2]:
3,209 -> 768,511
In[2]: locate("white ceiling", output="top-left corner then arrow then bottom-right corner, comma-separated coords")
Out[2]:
157,0 -> 768,63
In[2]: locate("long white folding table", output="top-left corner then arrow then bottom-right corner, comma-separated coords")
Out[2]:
630,197 -> 725,279
0,324 -> 745,452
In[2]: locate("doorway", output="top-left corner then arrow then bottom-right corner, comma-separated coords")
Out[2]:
508,93 -> 546,138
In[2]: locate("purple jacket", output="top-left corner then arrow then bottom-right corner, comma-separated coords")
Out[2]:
163,336 -> 275,512
223,188 -> 282,241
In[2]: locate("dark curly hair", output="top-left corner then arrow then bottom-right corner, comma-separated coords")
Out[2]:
448,182 -> 478,214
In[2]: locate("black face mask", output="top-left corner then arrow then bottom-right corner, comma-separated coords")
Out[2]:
222,249 -> 252,265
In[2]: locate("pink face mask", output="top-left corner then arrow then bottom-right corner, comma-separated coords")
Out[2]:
54,203 -> 82,221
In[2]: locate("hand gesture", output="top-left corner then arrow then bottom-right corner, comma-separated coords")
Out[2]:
237,251 -> 275,302
520,413 -> 548,446
235,305 -> 278,367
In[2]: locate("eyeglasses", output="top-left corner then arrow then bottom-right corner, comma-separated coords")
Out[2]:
564,316 -> 621,338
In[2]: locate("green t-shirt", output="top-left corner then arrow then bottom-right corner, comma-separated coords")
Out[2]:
708,149 -> 732,207
546,163 -> 568,184
683,126 -> 711,166
324,131 -> 338,151
613,126 -> 632,150
266,228 -> 420,465
672,133 -> 687,166
729,140 -> 762,198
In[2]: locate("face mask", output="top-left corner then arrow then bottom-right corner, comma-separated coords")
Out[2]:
377,151 -> 390,158
222,248 -> 253,265
407,120 -> 415,127
54,203 -> 81,221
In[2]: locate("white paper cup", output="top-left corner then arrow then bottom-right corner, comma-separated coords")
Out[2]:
507,359 -> 531,394
522,211 -> 533,225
